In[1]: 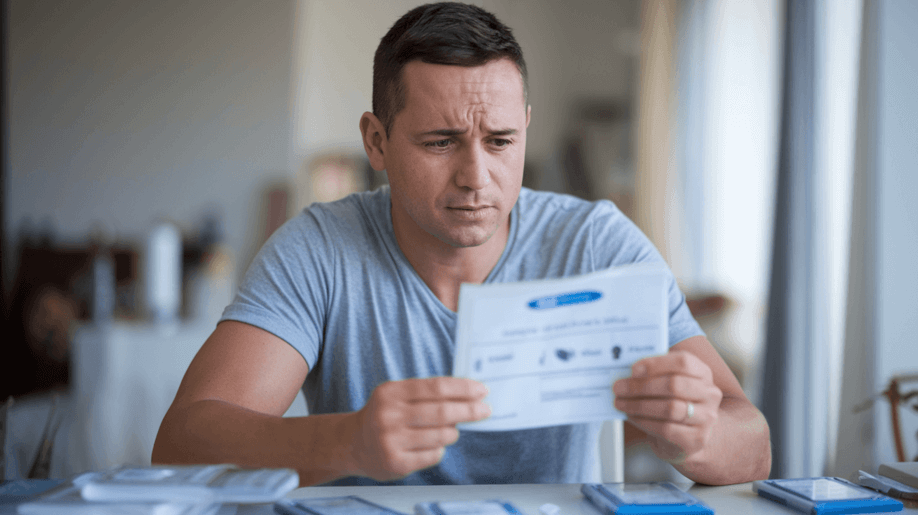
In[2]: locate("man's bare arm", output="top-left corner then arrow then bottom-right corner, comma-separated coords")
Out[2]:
613,335 -> 771,484
152,321 -> 490,486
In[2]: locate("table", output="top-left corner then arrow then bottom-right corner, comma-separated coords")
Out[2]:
232,483 -> 918,514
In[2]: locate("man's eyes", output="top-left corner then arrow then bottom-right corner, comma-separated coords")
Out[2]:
423,138 -> 513,149
425,139 -> 453,148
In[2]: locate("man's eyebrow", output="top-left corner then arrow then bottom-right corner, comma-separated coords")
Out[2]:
420,128 -> 467,137
418,128 -> 518,137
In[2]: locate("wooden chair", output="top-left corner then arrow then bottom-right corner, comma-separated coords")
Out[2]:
858,373 -> 918,462
883,374 -> 918,462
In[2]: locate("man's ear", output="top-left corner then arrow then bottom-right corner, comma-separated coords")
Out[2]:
360,112 -> 387,172
526,104 -> 531,128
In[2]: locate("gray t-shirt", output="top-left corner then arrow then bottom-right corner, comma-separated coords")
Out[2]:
221,186 -> 703,485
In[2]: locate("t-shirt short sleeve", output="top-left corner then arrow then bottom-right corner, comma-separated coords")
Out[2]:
219,210 -> 333,370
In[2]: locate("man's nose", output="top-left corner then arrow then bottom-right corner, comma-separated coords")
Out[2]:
454,144 -> 492,190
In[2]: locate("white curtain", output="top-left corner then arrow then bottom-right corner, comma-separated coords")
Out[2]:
761,0 -> 864,479
817,0 -> 863,478
675,0 -> 863,479
760,0 -> 823,480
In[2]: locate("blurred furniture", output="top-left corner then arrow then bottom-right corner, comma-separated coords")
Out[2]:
3,321 -> 217,479
297,153 -> 385,209
559,99 -> 634,217
857,373 -> 918,462
0,398 -> 9,480
2,237 -> 139,400
886,374 -> 918,461
2,317 -> 309,480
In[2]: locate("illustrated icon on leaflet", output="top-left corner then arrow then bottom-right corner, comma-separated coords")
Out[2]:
555,349 -> 574,361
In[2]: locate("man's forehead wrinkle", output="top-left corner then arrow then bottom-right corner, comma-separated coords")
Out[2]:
455,80 -> 512,98
411,109 -> 518,138
399,61 -> 527,136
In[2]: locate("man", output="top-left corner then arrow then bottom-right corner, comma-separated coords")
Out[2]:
153,2 -> 771,486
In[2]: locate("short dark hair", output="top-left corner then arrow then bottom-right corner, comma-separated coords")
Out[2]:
373,2 -> 528,136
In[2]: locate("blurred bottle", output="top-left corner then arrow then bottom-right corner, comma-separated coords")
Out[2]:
144,222 -> 182,324
90,248 -> 115,324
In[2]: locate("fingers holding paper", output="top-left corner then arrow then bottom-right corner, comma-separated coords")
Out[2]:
349,377 -> 491,481
612,350 -> 724,461
613,337 -> 771,484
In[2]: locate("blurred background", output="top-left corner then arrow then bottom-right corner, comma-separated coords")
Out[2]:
1,0 -> 916,485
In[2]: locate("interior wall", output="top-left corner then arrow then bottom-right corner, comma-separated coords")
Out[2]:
5,0 -> 297,286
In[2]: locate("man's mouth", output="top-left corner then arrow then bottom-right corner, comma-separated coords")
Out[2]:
446,205 -> 495,221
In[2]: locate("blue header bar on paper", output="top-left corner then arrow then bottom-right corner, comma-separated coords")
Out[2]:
527,291 -> 602,310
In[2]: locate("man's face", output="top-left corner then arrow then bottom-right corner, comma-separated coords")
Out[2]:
382,58 -> 529,249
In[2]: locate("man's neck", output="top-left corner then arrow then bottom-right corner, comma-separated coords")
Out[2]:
391,211 -> 510,313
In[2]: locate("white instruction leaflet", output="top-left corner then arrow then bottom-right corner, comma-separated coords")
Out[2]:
454,263 -> 669,431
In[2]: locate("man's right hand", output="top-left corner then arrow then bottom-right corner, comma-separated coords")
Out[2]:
347,377 -> 491,481
154,323 -> 492,485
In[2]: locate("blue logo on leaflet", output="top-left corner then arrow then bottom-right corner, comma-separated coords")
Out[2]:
528,290 -> 602,309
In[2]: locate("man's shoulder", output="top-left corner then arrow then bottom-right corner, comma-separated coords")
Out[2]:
516,187 -> 625,228
301,186 -> 389,221
261,187 -> 390,257
282,187 -> 389,234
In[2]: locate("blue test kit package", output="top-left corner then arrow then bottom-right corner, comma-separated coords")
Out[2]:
274,496 -> 407,515
581,482 -> 714,514
414,500 -> 524,514
753,477 -> 903,514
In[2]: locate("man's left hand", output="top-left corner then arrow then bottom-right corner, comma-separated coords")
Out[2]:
612,350 -> 724,464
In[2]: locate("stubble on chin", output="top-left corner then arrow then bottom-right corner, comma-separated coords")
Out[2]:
436,214 -> 504,248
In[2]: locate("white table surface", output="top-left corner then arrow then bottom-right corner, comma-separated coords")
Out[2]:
232,482 -> 918,514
